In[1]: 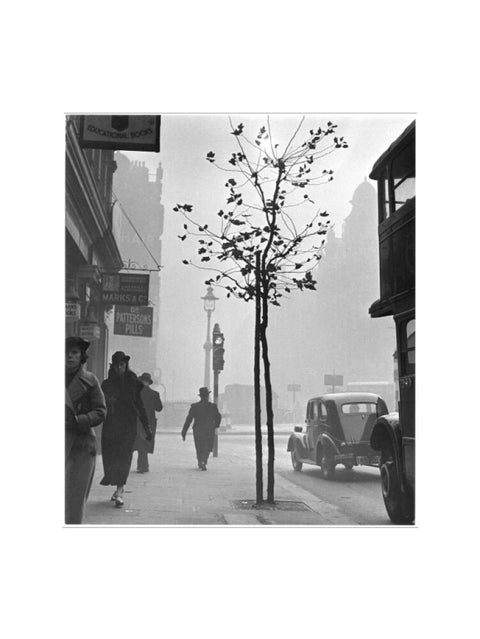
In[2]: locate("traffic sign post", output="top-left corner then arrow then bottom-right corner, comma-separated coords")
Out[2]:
287,384 -> 301,423
324,373 -> 344,393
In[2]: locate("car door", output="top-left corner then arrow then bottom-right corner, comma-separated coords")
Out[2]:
305,401 -> 315,451
309,401 -> 324,451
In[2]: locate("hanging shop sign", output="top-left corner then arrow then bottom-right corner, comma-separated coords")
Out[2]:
79,323 -> 101,340
79,115 -> 161,152
65,301 -> 81,321
114,305 -> 153,338
101,273 -> 149,305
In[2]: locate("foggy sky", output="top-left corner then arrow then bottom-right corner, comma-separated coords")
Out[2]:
123,114 -> 413,402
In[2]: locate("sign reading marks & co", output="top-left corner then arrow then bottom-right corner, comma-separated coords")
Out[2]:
101,273 -> 149,305
114,306 -> 153,338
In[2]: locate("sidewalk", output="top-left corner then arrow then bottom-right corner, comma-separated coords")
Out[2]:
83,433 -> 354,525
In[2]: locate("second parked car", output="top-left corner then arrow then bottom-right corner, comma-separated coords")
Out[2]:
287,392 -> 388,479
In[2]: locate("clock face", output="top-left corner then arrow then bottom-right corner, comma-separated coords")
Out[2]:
214,337 -> 224,345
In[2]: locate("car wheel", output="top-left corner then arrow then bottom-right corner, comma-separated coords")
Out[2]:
380,445 -> 413,524
291,448 -> 303,472
321,451 -> 335,479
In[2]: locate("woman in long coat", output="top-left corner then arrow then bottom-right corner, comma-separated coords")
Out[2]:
65,336 -> 106,524
100,351 -> 152,507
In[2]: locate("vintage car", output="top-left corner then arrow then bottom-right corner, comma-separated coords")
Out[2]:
287,392 -> 388,479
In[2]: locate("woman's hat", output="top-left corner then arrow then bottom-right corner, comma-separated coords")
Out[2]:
139,372 -> 153,385
198,387 -> 211,396
111,350 -> 130,364
66,336 -> 90,351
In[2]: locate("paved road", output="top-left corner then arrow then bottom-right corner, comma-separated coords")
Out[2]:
222,433 -> 391,525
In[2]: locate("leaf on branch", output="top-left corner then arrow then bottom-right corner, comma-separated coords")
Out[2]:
206,151 -> 215,163
200,256 -> 210,262
231,123 -> 244,136
178,234 -> 187,241
182,260 -> 189,265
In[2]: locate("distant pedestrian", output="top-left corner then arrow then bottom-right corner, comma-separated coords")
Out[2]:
181,387 -> 221,470
100,351 -> 152,507
65,336 -> 106,524
134,373 -> 163,473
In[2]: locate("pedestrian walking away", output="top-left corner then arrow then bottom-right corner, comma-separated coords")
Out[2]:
134,372 -> 163,473
181,387 -> 221,470
100,351 -> 152,507
65,336 -> 107,524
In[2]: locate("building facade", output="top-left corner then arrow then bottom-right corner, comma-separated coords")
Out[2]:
65,116 -> 123,381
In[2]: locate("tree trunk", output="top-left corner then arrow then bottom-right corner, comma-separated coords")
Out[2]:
254,252 -> 263,504
260,285 -> 275,503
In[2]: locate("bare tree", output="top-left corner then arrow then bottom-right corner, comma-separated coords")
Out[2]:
175,116 -> 348,503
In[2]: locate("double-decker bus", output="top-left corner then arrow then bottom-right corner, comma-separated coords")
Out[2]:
368,121 -> 415,524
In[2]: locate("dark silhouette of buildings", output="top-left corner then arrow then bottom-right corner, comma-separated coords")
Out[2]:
269,178 -> 395,407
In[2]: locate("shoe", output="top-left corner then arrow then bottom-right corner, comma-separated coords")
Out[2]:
114,496 -> 124,508
111,491 -> 118,502
201,463 -> 207,471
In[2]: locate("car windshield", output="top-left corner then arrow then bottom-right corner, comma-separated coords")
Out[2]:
339,403 -> 377,442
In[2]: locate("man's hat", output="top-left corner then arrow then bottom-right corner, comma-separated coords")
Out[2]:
111,350 -> 130,364
66,336 -> 90,351
198,387 -> 211,396
139,372 -> 153,385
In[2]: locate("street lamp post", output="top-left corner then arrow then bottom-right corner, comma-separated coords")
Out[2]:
201,286 -> 218,389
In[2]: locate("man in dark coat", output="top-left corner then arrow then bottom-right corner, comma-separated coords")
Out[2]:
65,336 -> 107,524
134,372 -> 163,473
181,387 -> 222,470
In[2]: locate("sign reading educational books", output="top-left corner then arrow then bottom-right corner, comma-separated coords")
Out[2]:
101,273 -> 149,305
114,306 -> 153,338
79,115 -> 161,152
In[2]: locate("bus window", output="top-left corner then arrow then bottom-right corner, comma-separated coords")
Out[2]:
399,318 -> 415,374
379,168 -> 390,222
392,143 -> 415,211
406,319 -> 415,370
